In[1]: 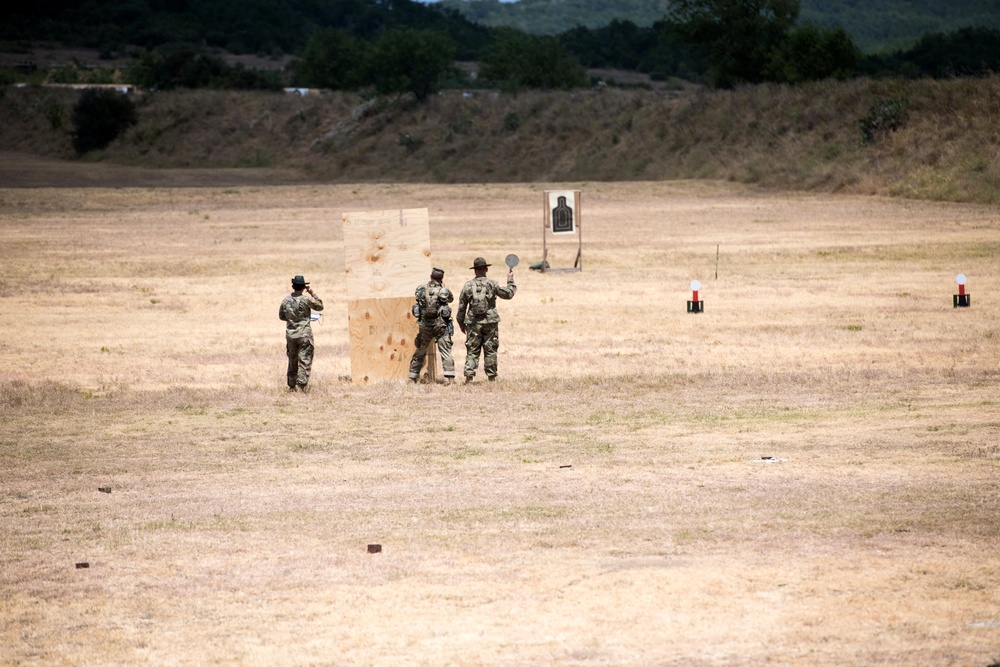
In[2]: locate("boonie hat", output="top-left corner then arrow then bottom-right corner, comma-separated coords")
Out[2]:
469,257 -> 491,270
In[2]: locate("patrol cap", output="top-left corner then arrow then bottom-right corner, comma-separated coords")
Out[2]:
292,275 -> 309,287
431,267 -> 445,278
469,257 -> 491,270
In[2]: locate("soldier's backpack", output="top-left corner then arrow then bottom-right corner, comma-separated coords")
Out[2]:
420,283 -> 443,319
469,279 -> 494,318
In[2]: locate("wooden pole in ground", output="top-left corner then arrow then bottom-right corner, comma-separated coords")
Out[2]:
425,342 -> 439,383
541,191 -> 548,273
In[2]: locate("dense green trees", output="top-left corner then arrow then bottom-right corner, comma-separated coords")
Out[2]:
561,19 -> 669,72
287,9 -> 587,96
0,0 -> 485,60
436,0 -> 1000,55
289,27 -> 456,99
559,19 -> 708,80
557,1 -> 860,87
126,48 -> 283,90
369,28 -> 457,100
4,0 -> 1000,98
766,24 -> 860,83
289,28 -> 371,91
669,0 -> 800,87
479,28 -> 588,91
861,27 -> 1000,78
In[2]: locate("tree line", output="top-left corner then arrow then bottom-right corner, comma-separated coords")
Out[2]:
558,9 -> 1000,87
0,0 -> 490,59
3,0 -> 1000,98
436,0 -> 1000,54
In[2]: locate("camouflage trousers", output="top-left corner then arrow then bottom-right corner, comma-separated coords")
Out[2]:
463,321 -> 499,380
286,335 -> 314,389
409,323 -> 456,379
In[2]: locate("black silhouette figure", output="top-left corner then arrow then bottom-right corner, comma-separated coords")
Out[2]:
552,196 -> 574,234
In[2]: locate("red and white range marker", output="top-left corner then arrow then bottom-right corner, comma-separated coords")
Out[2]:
954,273 -> 971,308
687,280 -> 703,313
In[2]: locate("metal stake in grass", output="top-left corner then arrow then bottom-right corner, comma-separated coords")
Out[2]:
687,280 -> 703,313
953,273 -> 971,308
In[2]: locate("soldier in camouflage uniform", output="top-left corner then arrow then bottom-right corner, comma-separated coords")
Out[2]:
456,257 -> 516,383
408,267 -> 456,385
279,275 -> 324,391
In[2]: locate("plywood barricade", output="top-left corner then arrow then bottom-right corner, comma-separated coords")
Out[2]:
342,208 -> 433,384
542,190 -> 582,273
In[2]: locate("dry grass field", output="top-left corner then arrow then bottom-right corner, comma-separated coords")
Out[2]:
1,169 -> 999,665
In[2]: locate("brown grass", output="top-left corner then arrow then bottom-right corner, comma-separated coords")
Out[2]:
1,173 -> 999,665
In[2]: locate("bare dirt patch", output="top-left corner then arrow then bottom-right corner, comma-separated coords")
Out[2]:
1,174 -> 998,665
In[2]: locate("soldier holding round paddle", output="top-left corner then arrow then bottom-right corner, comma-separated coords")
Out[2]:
456,256 -> 517,383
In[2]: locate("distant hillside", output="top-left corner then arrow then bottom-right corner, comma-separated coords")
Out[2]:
3,75 -> 998,202
800,0 -> 1000,52
434,0 -> 672,36
434,0 -> 1000,52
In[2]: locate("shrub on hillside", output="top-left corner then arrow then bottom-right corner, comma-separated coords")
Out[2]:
859,97 -> 909,145
71,88 -> 138,155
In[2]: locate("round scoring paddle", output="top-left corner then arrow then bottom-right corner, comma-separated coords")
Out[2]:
505,254 -> 520,269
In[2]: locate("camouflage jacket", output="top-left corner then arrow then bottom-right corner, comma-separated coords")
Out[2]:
279,290 -> 323,339
456,275 -> 516,325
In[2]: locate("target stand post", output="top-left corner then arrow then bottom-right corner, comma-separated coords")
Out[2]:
953,273 -> 971,308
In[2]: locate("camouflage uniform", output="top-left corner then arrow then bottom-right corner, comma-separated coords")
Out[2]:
456,266 -> 516,381
408,277 -> 456,382
279,278 -> 323,390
